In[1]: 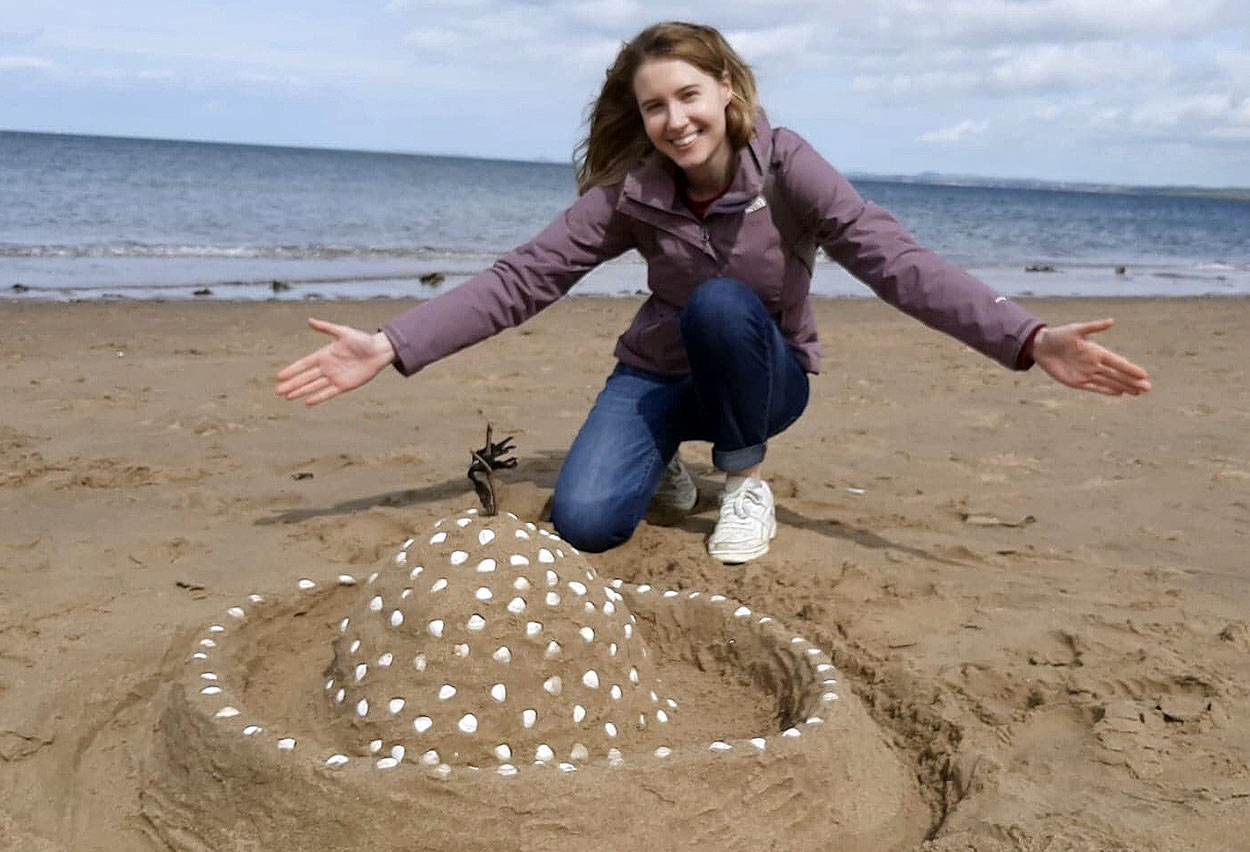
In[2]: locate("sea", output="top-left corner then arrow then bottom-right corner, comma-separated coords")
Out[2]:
2,130 -> 1249,303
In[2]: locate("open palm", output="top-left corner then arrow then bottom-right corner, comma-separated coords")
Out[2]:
275,318 -> 396,405
1032,318 -> 1151,396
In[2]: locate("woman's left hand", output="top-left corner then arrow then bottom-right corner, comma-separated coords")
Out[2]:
1031,318 -> 1152,396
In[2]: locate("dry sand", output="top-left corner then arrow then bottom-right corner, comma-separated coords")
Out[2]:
1,295 -> 1247,851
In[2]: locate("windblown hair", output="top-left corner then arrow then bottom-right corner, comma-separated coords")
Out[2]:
575,22 -> 759,194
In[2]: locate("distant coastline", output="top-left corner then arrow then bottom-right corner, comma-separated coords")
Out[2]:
3,128 -> 1248,201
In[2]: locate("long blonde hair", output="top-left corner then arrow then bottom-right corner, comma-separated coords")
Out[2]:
575,22 -> 759,195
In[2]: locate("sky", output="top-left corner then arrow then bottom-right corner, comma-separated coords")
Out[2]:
2,0 -> 1249,187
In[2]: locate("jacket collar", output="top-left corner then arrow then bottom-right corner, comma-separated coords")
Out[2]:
620,109 -> 772,216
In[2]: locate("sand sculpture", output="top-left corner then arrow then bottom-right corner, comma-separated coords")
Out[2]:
140,433 -> 930,851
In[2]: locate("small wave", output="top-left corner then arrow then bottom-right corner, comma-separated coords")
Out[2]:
0,243 -> 502,261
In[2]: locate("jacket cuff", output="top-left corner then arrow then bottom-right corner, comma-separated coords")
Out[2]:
1015,323 -> 1046,371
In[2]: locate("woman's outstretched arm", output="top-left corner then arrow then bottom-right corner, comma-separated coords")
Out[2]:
275,317 -> 397,406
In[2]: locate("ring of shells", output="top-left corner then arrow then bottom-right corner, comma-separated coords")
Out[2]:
179,509 -> 843,780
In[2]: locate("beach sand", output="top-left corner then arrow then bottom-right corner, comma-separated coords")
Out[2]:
1,295 -> 1247,851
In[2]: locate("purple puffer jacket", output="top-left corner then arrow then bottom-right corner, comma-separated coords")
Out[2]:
381,112 -> 1044,378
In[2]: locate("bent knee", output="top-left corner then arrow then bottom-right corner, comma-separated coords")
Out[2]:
550,493 -> 636,554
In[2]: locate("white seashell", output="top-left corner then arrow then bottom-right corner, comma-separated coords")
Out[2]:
507,597 -> 526,614
543,676 -> 562,696
456,517 -> 471,527
759,616 -> 774,624
568,581 -> 587,596
242,725 -> 262,736
650,690 -> 658,702
603,601 -> 615,616
376,757 -> 398,770
339,617 -> 350,633
709,741 -> 731,752
513,576 -> 531,590
475,587 -> 493,601
688,591 -> 701,598
538,548 -> 555,563
227,606 -> 246,619
609,643 -> 618,657
656,709 -> 668,723
325,754 -> 349,767
191,652 -> 207,660
478,529 -> 496,545
710,594 -> 726,602
199,639 -> 216,648
571,743 -> 589,761
491,683 -> 507,702
391,745 -> 405,762
608,748 -> 623,767
610,685 -> 622,700
526,621 -> 542,638
458,713 -> 478,734
466,508 -> 478,514
556,549 -> 564,558
545,591 -> 560,607
822,692 -> 839,702
750,737 -> 766,750
409,566 -> 423,579
430,578 -> 448,593
526,523 -> 536,531
438,684 -> 457,700
297,579 -> 315,590
782,728 -> 801,738
421,750 -> 440,766
733,606 -> 751,617
413,716 -> 433,733
335,688 -> 345,703
628,667 -> 639,684
401,588 -> 413,599
368,572 -> 379,583
583,602 -> 595,614
390,610 -> 404,627
449,551 -> 468,565
579,626 -> 594,642
350,639 -> 361,653
557,763 -> 576,773
413,652 -> 427,671
378,652 -> 393,667
494,744 -> 511,761
369,595 -> 383,612
604,722 -> 618,738
816,663 -> 834,673
545,640 -> 561,659
467,614 -> 486,631
663,590 -> 678,598
434,764 -> 451,779
277,738 -> 296,751
791,637 -> 805,645
209,625 -> 225,633
403,538 -> 415,549
535,744 -> 554,762
623,624 -> 633,639
395,552 -> 407,566
806,648 -> 821,657
654,747 -> 672,758
582,670 -> 599,689
822,678 -> 838,686
476,558 -> 496,573
521,709 -> 537,729
215,706 -> 240,718
389,698 -> 405,714
248,594 -> 264,604
200,672 -> 218,681
356,699 -> 369,717
427,620 -> 444,638
636,584 -> 651,593
430,532 -> 447,545
370,739 -> 383,754
497,764 -> 517,777
515,529 -> 530,541
666,698 -> 678,709
354,663 -> 368,682
201,686 -> 222,695
492,646 -> 512,663
805,717 -> 824,725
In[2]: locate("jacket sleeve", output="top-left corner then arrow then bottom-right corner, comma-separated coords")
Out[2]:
773,129 -> 1045,370
381,183 -> 635,376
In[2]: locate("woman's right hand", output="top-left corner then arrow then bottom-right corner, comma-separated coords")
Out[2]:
275,318 -> 397,405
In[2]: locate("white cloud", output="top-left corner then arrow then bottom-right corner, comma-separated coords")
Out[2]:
0,55 -> 57,71
988,42 -> 1173,91
917,119 -> 991,144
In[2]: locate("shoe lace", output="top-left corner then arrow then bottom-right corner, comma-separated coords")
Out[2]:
724,482 -> 765,521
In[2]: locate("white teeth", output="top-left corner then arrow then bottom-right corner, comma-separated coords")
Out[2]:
671,132 -> 697,148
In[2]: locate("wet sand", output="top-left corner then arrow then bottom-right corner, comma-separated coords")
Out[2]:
1,295 -> 1247,851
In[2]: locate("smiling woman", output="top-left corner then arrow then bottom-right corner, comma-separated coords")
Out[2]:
276,20 -> 1152,566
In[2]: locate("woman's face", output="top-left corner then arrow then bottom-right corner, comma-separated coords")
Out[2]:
633,57 -> 733,188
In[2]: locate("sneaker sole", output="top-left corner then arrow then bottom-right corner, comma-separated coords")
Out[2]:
707,520 -> 777,564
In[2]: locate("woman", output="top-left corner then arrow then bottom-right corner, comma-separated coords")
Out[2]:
276,22 -> 1151,564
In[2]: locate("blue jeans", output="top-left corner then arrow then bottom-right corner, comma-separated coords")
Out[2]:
551,277 -> 810,553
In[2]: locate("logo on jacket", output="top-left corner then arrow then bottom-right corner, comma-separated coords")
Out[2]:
744,195 -> 768,214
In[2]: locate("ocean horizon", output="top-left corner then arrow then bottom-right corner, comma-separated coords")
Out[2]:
3,129 -> 1249,302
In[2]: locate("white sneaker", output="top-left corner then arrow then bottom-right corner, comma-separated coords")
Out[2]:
707,476 -> 776,564
650,454 -> 699,514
